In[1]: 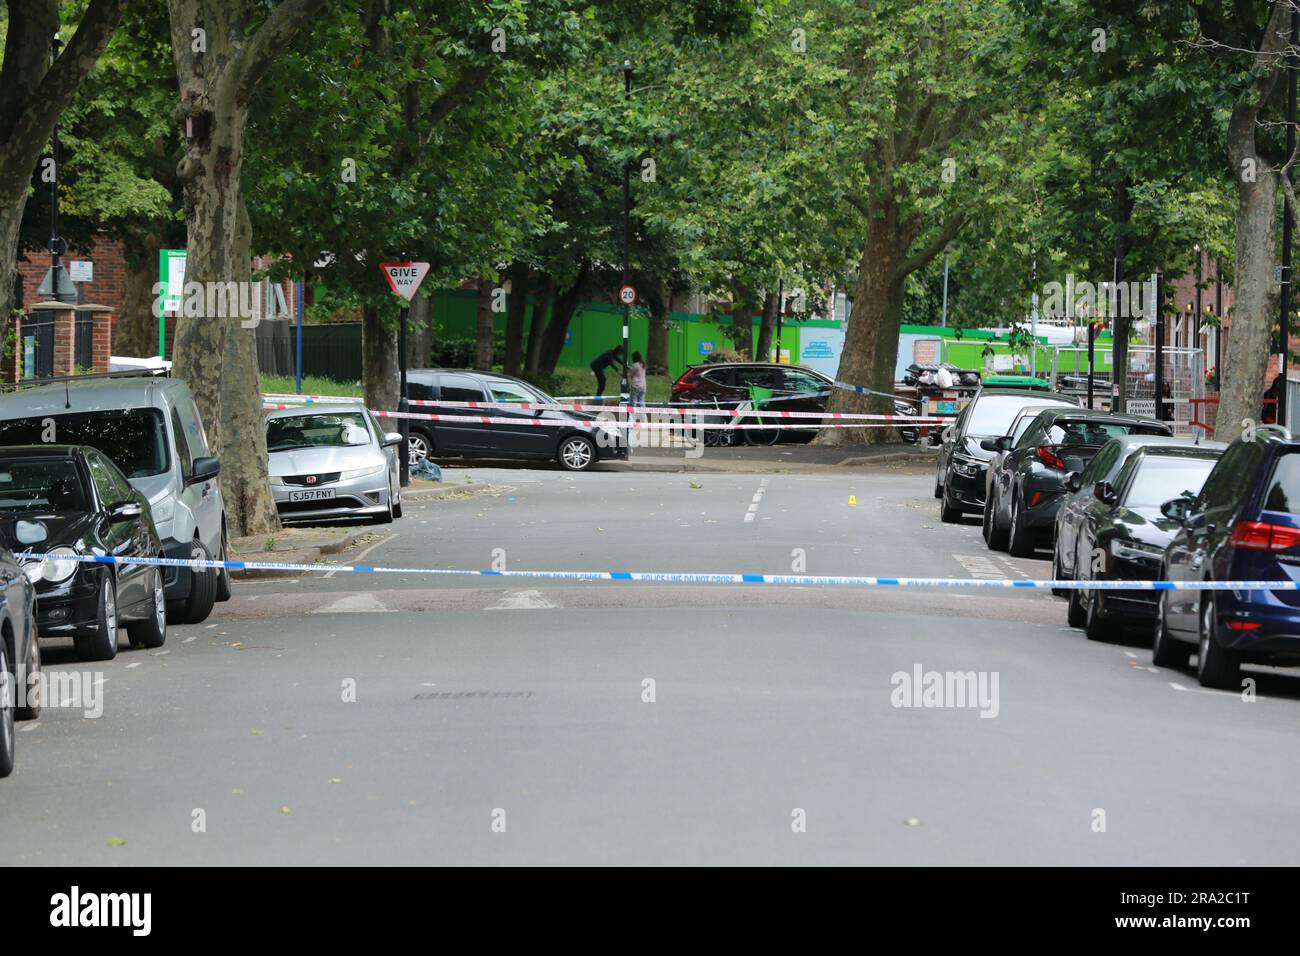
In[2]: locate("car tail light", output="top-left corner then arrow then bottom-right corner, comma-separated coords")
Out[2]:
1036,445 -> 1066,470
1227,621 -> 1263,631
1230,520 -> 1300,551
673,368 -> 700,392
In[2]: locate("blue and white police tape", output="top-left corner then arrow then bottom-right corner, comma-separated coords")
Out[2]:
15,552 -> 1300,591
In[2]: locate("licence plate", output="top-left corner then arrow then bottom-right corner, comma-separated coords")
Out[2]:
288,488 -> 336,502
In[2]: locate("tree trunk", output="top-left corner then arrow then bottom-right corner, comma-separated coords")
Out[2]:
525,275 -> 554,374
503,261 -> 529,376
647,288 -> 671,375
538,272 -> 587,374
114,229 -> 165,357
362,301 -> 398,412
1216,3 -> 1290,441
409,292 -> 431,368
755,291 -> 778,364
1216,166 -> 1279,440
0,0 -> 128,345
814,210 -> 905,446
166,0 -> 325,536
474,278 -> 494,370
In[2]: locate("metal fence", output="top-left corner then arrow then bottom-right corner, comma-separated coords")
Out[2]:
255,321 -> 363,383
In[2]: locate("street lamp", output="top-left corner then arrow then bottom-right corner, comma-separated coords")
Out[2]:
618,59 -> 633,404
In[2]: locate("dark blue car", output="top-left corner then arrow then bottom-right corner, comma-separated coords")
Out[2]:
1156,428 -> 1300,688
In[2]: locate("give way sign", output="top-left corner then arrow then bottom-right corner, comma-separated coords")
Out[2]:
379,262 -> 431,301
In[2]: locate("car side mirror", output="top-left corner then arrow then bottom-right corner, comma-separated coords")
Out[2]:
979,438 -> 999,452
109,500 -> 143,522
941,426 -> 954,444
1065,471 -> 1081,493
189,456 -> 220,485
1160,497 -> 1190,522
382,432 -> 404,448
1094,481 -> 1117,505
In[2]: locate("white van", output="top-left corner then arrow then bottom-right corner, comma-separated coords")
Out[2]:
0,374 -> 230,623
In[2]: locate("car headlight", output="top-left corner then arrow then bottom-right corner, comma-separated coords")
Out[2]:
150,495 -> 175,526
1111,539 -> 1165,562
268,476 -> 285,487
952,455 -> 981,478
339,464 -> 387,481
25,546 -> 80,584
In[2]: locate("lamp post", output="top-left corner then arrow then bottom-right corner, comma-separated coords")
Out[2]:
618,59 -> 633,403
773,279 -> 784,363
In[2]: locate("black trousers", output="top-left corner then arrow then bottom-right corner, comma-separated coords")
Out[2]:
592,366 -> 607,396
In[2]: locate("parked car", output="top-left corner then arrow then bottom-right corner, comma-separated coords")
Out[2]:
982,408 -> 1171,555
1053,435 -> 1221,586
0,445 -> 167,661
979,403 -> 1076,499
266,403 -> 403,524
0,376 -> 228,624
671,362 -> 831,444
1060,441 -> 1224,641
935,388 -> 1078,523
403,370 -> 627,471
1155,428 -> 1300,688
0,542 -> 38,778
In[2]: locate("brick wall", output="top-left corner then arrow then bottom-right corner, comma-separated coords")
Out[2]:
11,239 -> 125,382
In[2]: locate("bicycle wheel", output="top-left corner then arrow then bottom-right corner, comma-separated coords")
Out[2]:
744,416 -> 780,446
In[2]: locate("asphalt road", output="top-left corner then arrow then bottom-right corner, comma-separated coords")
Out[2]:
5,458 -> 1300,865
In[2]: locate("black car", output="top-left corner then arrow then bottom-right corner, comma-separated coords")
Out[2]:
936,388 -> 1078,522
0,446 -> 166,662
982,408 -> 1170,555
1156,429 -> 1300,688
402,370 -> 627,472
0,543 -> 39,778
1060,441 -> 1223,641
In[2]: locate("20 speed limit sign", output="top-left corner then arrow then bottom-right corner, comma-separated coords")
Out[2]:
619,285 -> 636,305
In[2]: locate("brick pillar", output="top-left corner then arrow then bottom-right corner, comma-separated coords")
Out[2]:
93,311 -> 113,373
54,308 -> 75,376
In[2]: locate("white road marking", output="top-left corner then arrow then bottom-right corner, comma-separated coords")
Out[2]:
325,533 -> 396,579
487,590 -> 558,610
953,553 -> 1005,579
182,636 -> 197,644
313,592 -> 392,614
18,722 -> 39,733
125,662 -> 141,669
744,478 -> 770,523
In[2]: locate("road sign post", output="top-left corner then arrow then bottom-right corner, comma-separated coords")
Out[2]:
380,262 -> 430,487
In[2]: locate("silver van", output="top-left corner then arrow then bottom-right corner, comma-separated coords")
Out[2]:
0,374 -> 230,624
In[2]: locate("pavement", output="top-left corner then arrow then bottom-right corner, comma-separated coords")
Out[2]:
6,453 -> 1300,865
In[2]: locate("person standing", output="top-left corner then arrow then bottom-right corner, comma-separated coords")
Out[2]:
628,351 -> 647,407
590,345 -> 626,398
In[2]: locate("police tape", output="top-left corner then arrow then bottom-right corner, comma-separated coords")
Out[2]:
261,404 -> 937,429
261,393 -> 951,422
15,551 -> 1299,591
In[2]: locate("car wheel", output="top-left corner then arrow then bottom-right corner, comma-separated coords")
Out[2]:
987,494 -> 1009,551
215,524 -> 233,603
558,435 -> 597,472
128,567 -> 168,650
1196,596 -> 1241,689
407,432 -> 432,466
933,463 -> 943,499
1152,592 -> 1191,669
1067,577 -> 1086,629
372,494 -> 395,525
1007,495 -> 1034,557
15,622 -> 39,721
393,488 -> 403,520
1050,545 -> 1067,598
171,539 -> 217,626
0,640 -> 14,778
1084,589 -> 1112,642
981,493 -> 993,543
74,571 -> 119,662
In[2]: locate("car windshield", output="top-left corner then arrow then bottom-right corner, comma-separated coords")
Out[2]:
0,459 -> 89,513
267,412 -> 373,451
1045,419 -> 1166,446
1123,456 -> 1218,509
0,409 -> 168,478
967,395 -> 1070,435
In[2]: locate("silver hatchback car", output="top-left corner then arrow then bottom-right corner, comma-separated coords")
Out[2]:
266,403 -> 403,524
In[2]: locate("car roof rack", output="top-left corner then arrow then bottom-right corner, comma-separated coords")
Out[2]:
0,368 -> 168,392
1256,423 -> 1293,441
